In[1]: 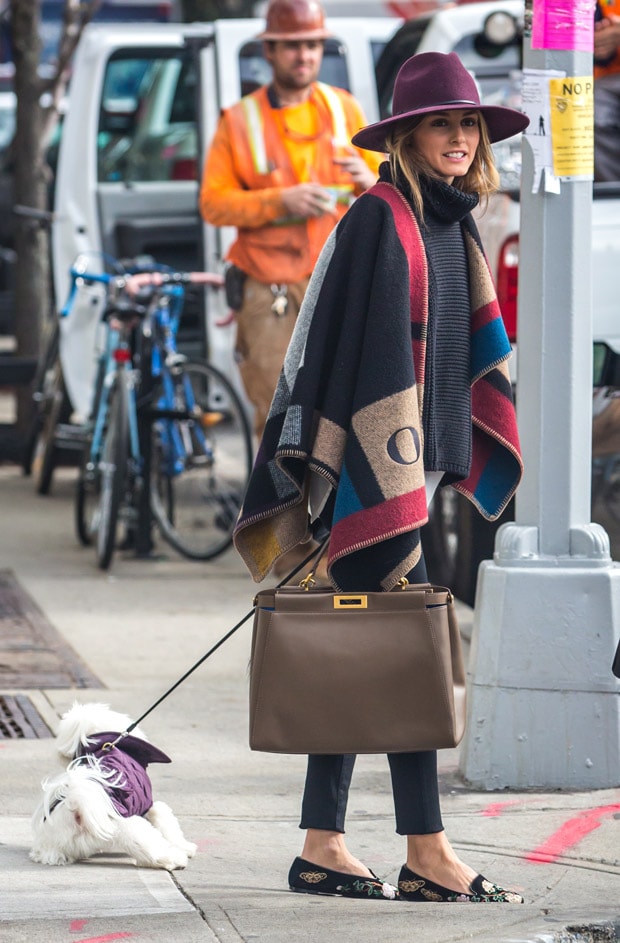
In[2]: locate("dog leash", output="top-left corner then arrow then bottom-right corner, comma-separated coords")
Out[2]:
104,538 -> 329,751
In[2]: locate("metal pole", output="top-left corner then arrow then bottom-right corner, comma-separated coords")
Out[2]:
460,0 -> 620,788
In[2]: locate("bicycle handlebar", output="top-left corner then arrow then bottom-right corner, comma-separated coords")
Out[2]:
123,271 -> 224,296
59,262 -> 223,320
59,267 -> 126,319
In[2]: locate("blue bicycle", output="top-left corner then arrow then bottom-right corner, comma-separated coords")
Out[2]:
75,268 -> 252,568
26,252 -> 153,494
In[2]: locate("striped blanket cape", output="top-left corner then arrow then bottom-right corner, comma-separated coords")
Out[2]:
233,181 -> 522,591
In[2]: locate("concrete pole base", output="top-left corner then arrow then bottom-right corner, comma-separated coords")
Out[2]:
459,557 -> 620,790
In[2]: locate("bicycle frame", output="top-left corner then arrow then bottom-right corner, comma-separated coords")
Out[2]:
88,322 -> 141,482
145,285 -> 212,479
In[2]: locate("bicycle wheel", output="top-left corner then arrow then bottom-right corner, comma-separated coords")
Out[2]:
96,374 -> 129,569
75,434 -> 100,546
75,352 -> 108,546
149,360 -> 252,560
31,359 -> 72,495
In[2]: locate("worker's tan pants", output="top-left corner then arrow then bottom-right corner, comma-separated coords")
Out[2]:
235,276 -> 309,440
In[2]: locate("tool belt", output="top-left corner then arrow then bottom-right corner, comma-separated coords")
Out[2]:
224,264 -> 247,311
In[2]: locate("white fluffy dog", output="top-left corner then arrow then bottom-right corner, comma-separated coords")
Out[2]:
30,702 -> 197,870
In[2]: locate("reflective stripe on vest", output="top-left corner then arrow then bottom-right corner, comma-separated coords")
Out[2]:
315,82 -> 348,149
241,84 -> 349,175
241,96 -> 269,175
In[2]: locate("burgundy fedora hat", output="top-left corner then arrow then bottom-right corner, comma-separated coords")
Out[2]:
352,51 -> 529,151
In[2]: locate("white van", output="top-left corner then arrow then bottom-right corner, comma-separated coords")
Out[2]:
52,16 -> 399,417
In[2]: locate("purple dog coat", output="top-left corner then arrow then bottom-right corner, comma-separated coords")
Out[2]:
76,731 -> 172,818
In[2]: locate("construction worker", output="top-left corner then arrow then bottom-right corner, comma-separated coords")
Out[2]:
199,0 -> 382,440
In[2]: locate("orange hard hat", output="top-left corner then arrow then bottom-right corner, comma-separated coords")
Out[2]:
257,0 -> 332,40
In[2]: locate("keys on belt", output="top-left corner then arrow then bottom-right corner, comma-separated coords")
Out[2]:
270,284 -> 288,317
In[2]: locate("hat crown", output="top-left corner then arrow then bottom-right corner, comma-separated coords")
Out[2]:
351,50 -> 529,151
392,52 -> 480,118
261,0 -> 329,38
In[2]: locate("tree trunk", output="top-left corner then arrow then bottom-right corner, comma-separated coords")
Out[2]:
10,0 -> 50,440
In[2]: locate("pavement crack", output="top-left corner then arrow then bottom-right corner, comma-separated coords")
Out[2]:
205,903 -> 246,942
168,879 -> 244,943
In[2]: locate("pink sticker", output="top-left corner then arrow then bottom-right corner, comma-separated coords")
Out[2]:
532,0 -> 596,51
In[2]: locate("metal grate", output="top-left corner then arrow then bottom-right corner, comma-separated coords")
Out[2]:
0,569 -> 102,689
0,695 -> 53,739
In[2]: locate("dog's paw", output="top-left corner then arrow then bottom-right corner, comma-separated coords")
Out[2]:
182,840 -> 198,858
154,848 -> 189,871
29,848 -> 75,866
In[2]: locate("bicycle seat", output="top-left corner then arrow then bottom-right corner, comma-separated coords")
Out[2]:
105,298 -> 149,323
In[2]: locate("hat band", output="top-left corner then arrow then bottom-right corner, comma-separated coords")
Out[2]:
395,98 -> 478,116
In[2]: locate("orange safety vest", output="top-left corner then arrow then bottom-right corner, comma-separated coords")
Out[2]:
595,0 -> 620,78
222,84 -> 365,284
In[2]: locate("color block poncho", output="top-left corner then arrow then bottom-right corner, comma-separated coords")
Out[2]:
233,180 -> 523,592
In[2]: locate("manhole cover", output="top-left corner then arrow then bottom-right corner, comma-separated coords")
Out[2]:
0,694 -> 53,739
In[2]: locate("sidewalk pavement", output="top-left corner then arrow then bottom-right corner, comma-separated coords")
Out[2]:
0,464 -> 618,943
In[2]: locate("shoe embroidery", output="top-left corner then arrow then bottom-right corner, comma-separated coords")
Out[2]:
500,892 -> 524,904
300,871 -> 327,884
335,878 -> 397,899
381,882 -> 398,900
420,887 -> 443,902
399,879 -> 425,894
398,868 -> 524,904
290,859 -> 399,900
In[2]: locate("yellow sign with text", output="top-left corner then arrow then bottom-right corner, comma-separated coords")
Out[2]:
549,76 -> 594,178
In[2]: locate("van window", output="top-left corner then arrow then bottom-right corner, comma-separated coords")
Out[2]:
97,51 -> 198,183
98,38 -> 353,184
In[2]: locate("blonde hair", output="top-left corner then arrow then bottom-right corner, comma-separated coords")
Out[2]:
385,112 -> 499,221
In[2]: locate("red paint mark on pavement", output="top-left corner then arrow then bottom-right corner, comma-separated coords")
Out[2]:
525,803 -> 620,864
70,920 -> 88,932
73,934 -> 133,943
480,800 -> 521,817
194,837 -> 219,852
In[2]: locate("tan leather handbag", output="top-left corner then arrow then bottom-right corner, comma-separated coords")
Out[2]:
249,574 -> 467,755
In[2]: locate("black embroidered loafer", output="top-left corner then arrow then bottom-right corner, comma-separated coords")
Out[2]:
288,856 -> 398,899
398,864 -> 524,903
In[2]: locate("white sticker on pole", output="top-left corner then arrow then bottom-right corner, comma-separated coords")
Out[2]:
521,68 -> 565,193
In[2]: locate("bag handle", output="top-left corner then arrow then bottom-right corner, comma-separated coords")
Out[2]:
278,535 -> 330,589
276,538 -> 455,600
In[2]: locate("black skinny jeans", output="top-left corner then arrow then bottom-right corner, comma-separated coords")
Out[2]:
299,550 -> 444,837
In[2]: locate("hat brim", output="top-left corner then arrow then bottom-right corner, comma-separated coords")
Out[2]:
351,103 -> 530,152
257,27 -> 332,39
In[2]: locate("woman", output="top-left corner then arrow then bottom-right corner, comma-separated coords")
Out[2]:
234,52 -> 528,903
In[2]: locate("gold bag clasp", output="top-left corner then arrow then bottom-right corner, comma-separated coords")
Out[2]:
333,595 -> 367,609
